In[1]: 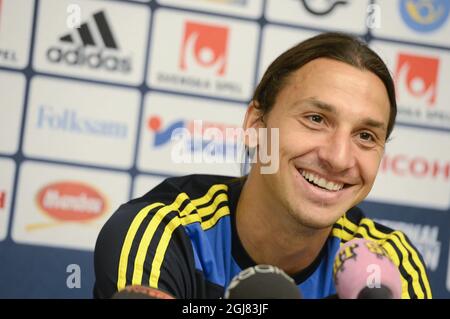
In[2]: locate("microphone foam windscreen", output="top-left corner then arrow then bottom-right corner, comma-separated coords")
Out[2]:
333,238 -> 402,299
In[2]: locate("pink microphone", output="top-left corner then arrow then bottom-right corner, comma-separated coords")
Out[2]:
333,238 -> 402,299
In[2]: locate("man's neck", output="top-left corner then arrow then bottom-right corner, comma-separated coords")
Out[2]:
235,170 -> 331,276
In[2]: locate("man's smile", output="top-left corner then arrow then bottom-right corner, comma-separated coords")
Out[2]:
292,166 -> 357,205
299,169 -> 345,191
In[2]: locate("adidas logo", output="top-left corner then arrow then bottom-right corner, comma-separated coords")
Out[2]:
59,11 -> 118,49
46,10 -> 131,73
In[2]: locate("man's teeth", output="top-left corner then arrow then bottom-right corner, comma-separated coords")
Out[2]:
300,170 -> 344,191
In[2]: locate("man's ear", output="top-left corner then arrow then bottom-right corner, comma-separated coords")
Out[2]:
243,101 -> 265,148
243,101 -> 265,130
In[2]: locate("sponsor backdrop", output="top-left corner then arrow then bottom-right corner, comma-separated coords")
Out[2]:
0,0 -> 449,298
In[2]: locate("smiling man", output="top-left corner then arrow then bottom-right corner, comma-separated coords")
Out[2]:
94,33 -> 432,299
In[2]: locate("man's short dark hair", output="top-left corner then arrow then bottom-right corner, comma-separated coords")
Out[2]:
252,32 -> 397,140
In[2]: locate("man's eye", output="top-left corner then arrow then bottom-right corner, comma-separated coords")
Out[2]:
309,115 -> 323,123
359,132 -> 374,141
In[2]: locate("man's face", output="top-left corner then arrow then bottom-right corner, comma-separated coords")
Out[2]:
248,58 -> 391,229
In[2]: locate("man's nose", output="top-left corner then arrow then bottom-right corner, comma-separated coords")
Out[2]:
317,131 -> 356,172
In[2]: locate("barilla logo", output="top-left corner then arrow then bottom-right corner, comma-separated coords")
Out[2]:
34,181 -> 107,225
46,10 -> 131,73
180,21 -> 229,76
400,0 -> 450,33
395,53 -> 440,106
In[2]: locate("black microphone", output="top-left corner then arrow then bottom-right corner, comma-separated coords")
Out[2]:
224,265 -> 302,299
112,285 -> 175,299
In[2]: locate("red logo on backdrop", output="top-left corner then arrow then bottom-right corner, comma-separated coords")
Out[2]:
36,181 -> 107,222
0,191 -> 5,209
179,21 -> 229,76
380,154 -> 450,181
395,53 -> 440,106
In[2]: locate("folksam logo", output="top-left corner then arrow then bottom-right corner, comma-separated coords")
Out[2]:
36,105 -> 128,139
400,0 -> 450,32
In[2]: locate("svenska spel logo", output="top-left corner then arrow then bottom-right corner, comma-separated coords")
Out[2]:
395,52 -> 440,106
179,21 -> 229,76
400,0 -> 450,33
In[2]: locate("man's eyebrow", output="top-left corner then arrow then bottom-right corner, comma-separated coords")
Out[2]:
360,118 -> 386,131
303,98 -> 337,114
302,98 -> 387,131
